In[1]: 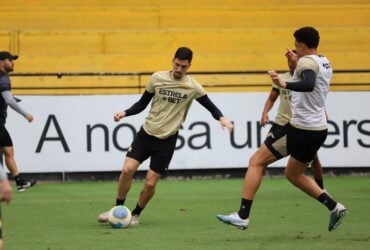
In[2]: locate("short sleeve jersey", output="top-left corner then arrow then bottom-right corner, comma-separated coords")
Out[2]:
143,71 -> 206,139
0,72 -> 11,125
291,55 -> 332,129
273,72 -> 293,125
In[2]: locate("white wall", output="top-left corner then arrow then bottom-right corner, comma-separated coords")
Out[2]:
7,92 -> 370,172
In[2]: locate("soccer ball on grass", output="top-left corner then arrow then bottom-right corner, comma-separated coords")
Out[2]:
108,205 -> 132,229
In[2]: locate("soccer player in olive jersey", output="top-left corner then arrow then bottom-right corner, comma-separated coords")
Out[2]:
0,51 -> 36,192
98,47 -> 234,226
218,27 -> 347,231
217,50 -> 303,229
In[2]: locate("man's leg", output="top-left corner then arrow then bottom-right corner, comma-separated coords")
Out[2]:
97,157 -> 140,223
242,144 -> 276,199
3,147 -> 19,177
3,146 -> 36,192
285,156 -> 322,198
129,169 -> 161,225
311,154 -> 324,189
116,157 -> 141,203
217,144 -> 277,229
239,144 -> 277,217
136,169 -> 161,209
285,156 -> 347,231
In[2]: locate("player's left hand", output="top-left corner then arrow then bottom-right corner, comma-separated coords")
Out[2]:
220,117 -> 234,132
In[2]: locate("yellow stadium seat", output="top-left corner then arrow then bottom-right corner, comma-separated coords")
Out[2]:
0,4 -> 369,30
15,28 -> 370,72
6,0 -> 369,9
2,1 -> 369,94
0,32 -> 10,51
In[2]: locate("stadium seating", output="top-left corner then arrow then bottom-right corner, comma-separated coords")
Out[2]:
0,0 -> 369,94
1,4 -> 369,30
14,28 -> 370,71
0,32 -> 9,49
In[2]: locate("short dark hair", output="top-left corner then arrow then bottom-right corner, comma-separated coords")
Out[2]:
174,47 -> 193,63
294,27 -> 320,48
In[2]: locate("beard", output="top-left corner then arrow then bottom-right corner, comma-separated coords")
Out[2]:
5,65 -> 13,73
173,71 -> 182,80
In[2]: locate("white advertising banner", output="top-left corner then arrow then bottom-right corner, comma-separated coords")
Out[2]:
6,92 -> 370,173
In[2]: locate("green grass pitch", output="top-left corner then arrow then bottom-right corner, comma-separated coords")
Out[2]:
3,176 -> 370,250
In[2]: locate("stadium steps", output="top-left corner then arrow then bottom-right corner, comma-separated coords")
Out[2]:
1,1 -> 369,94
0,32 -> 9,47
7,27 -> 370,95
12,51 -> 370,73
0,4 -> 369,30
6,0 -> 369,8
11,28 -> 370,71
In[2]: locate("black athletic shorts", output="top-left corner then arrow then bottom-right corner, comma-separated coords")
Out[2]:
126,127 -> 178,175
0,125 -> 13,147
287,123 -> 327,164
264,123 -> 289,159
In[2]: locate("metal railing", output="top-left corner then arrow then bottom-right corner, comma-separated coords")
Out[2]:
10,69 -> 370,93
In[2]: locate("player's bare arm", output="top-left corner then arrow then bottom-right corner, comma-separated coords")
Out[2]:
261,89 -> 279,127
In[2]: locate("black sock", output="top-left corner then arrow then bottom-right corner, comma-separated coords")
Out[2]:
238,198 -> 253,219
14,174 -> 21,184
315,178 -> 324,189
116,198 -> 125,206
318,192 -> 337,211
132,203 -> 144,216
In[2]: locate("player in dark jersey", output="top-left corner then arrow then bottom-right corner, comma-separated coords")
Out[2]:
0,51 -> 36,192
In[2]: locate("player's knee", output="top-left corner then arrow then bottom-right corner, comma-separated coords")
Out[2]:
284,168 -> 290,177
121,166 -> 135,177
143,182 -> 156,193
248,153 -> 258,166
249,153 -> 265,168
284,168 -> 297,184
3,150 -> 13,158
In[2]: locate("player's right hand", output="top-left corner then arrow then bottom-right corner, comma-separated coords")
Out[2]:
285,49 -> 298,62
114,111 -> 125,122
261,113 -> 269,127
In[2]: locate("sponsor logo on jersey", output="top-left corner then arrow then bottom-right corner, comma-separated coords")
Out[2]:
159,88 -> 188,104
